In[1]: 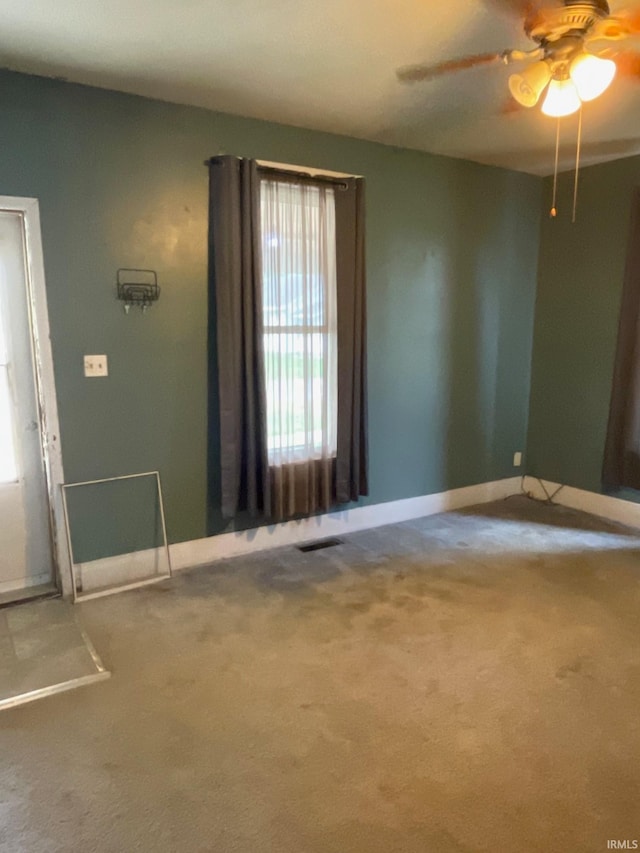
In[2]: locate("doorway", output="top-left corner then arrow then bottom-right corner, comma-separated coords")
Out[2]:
0,200 -> 65,604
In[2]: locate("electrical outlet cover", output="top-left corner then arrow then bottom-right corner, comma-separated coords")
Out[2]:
84,355 -> 108,377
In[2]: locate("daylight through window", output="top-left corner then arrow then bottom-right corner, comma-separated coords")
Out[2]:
260,177 -> 338,467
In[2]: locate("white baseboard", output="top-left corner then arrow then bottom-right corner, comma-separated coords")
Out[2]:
522,476 -> 640,530
66,475 -> 640,600
69,477 -> 521,593
76,547 -> 169,593
170,477 -> 522,571
69,477 -> 520,598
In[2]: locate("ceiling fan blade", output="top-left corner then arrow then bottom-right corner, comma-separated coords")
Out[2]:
397,52 -> 505,83
483,0 -> 562,21
590,11 -> 640,41
614,49 -> 640,78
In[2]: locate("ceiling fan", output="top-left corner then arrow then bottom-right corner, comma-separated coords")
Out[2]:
397,0 -> 640,117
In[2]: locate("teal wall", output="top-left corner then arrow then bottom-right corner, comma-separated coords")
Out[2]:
65,476 -> 163,564
527,155 -> 640,493
0,70 -> 542,559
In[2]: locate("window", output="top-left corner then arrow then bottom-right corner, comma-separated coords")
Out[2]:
260,177 -> 338,466
208,154 -> 367,521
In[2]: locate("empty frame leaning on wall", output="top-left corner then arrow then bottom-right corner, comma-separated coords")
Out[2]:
61,471 -> 172,602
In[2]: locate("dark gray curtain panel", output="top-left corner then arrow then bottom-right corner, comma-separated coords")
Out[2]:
603,188 -> 640,491
208,156 -> 270,520
335,177 -> 369,503
270,458 -> 336,521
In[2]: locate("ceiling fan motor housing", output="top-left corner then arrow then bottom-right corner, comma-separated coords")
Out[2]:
526,1 -> 611,43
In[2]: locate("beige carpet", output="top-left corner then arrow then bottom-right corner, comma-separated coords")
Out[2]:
1,496 -> 639,852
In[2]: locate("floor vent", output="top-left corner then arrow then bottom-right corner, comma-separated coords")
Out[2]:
297,537 -> 343,553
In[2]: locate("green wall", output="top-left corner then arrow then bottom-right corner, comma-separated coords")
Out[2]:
527,154 -> 640,493
0,70 -> 542,560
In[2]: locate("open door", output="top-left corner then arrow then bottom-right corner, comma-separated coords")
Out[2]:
0,202 -> 66,603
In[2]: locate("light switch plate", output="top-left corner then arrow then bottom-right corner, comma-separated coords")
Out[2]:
513,451 -> 523,467
84,355 -> 108,377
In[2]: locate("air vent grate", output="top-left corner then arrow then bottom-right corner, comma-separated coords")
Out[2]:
297,537 -> 343,553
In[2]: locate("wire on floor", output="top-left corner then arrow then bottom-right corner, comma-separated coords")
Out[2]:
520,475 -> 564,505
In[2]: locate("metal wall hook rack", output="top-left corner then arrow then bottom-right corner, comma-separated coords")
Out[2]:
117,269 -> 160,313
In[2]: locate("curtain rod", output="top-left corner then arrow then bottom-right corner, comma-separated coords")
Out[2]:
257,165 -> 349,189
205,157 -> 350,189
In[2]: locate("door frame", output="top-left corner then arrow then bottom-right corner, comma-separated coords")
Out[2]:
0,196 -> 70,597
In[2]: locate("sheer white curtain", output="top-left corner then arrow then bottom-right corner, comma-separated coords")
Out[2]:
260,176 -> 338,517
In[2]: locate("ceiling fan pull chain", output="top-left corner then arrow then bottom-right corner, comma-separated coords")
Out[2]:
572,106 -> 584,224
550,117 -> 560,218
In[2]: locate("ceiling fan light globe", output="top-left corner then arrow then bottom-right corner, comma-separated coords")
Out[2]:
508,62 -> 552,107
541,78 -> 582,117
570,53 -> 616,102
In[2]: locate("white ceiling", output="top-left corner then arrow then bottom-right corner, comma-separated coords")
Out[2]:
0,0 -> 639,175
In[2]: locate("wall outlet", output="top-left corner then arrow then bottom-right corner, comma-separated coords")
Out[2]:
84,355 -> 108,377
513,451 -> 523,467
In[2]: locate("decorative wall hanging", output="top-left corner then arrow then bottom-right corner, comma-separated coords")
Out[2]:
117,268 -> 160,313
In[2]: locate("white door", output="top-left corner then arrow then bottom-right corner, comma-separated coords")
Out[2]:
0,211 -> 54,595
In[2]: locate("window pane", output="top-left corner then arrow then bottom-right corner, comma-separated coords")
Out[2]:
0,366 -> 18,483
264,331 -> 333,456
260,178 -> 337,464
263,273 -> 325,327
